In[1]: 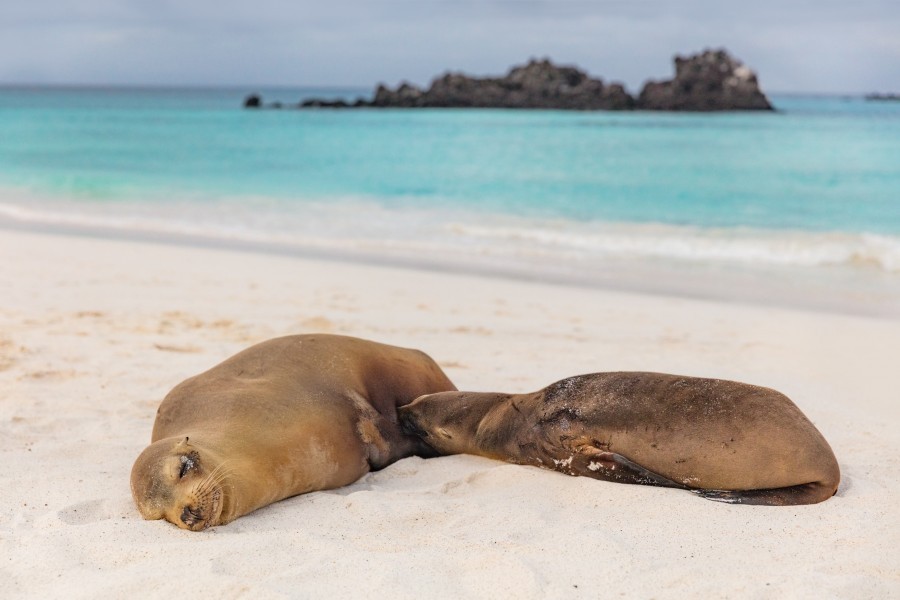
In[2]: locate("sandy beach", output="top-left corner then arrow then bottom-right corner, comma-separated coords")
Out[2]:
1,227 -> 899,598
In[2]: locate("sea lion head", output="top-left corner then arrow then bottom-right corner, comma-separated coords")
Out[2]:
399,391 -> 503,456
130,436 -> 228,531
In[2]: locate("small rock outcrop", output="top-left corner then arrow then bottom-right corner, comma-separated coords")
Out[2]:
865,93 -> 900,102
368,59 -> 634,110
637,49 -> 773,111
243,94 -> 261,108
300,98 -> 369,108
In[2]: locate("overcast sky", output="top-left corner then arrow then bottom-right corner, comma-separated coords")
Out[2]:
1,0 -> 898,94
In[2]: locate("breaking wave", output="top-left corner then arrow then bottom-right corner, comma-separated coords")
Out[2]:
1,193 -> 898,274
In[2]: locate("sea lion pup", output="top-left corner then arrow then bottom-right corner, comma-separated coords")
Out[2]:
131,334 -> 456,530
399,372 -> 840,505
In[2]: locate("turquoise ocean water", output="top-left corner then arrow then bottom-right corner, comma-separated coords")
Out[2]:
1,86 -> 898,309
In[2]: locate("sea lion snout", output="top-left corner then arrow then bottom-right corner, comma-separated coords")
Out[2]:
180,505 -> 203,528
398,405 -> 428,438
398,391 -> 502,456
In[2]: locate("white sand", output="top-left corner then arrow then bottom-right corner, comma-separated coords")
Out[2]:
1,228 -> 898,598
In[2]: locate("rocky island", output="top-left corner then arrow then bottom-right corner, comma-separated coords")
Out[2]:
244,49 -> 773,112
637,49 -> 772,110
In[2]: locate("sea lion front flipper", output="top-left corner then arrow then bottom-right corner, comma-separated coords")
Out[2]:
693,482 -> 838,506
566,447 -> 687,489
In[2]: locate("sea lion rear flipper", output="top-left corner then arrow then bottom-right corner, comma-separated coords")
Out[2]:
693,482 -> 838,506
567,447 -> 687,489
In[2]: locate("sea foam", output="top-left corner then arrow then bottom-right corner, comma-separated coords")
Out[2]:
2,194 -> 898,274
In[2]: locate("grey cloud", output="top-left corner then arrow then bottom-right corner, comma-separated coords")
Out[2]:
0,0 -> 898,93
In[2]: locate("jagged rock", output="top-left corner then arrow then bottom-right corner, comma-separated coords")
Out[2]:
243,94 -> 261,108
328,59 -> 634,110
371,82 -> 425,107
637,49 -> 773,111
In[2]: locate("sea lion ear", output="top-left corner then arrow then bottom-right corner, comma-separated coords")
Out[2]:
409,393 -> 432,406
173,436 -> 191,450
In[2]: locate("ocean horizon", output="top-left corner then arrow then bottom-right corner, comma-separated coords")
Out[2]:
1,85 -> 898,314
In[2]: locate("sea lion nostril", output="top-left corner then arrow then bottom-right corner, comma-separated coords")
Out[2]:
180,506 -> 197,525
400,413 -> 427,437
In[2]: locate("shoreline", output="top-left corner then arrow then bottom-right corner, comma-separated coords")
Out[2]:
2,216 -> 898,319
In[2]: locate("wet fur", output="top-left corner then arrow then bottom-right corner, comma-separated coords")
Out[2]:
400,372 -> 840,506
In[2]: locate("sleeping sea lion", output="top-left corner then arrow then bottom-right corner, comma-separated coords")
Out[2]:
131,334 -> 456,530
399,372 -> 839,505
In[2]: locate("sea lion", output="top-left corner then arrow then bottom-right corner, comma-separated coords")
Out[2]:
399,372 -> 840,505
131,334 -> 456,530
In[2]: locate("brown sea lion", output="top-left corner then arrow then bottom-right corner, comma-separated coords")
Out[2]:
399,372 -> 840,505
130,334 -> 456,530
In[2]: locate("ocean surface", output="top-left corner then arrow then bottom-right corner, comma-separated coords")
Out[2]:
1,86 -> 898,312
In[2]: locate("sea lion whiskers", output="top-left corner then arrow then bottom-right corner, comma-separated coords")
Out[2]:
184,461 -> 234,529
195,460 -> 234,494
